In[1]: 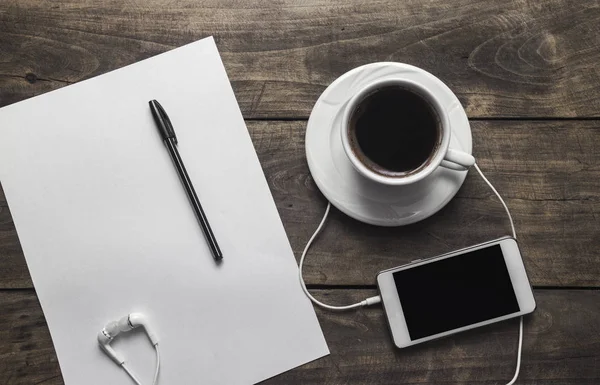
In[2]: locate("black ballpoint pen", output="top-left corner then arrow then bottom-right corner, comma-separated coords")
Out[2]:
149,99 -> 223,262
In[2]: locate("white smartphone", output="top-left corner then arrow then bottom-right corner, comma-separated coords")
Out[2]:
377,237 -> 536,348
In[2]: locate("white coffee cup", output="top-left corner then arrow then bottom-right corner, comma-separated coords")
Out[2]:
340,78 -> 475,186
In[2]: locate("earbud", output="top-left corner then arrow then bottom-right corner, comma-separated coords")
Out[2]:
98,313 -> 159,365
117,313 -> 159,345
97,321 -> 125,365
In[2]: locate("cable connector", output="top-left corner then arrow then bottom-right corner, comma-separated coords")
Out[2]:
361,296 -> 382,307
298,203 -> 384,311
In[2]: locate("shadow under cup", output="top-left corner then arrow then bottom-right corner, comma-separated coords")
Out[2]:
347,84 -> 443,179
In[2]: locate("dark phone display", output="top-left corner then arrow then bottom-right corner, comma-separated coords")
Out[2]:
393,244 -> 520,340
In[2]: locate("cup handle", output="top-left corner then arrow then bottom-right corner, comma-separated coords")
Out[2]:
440,148 -> 475,171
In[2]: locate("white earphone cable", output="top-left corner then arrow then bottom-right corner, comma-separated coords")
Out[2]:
507,316 -> 524,385
473,163 -> 516,239
153,345 -> 160,385
299,162 -> 523,383
298,202 -> 381,310
473,162 -> 523,385
122,364 -> 142,385
120,344 -> 161,385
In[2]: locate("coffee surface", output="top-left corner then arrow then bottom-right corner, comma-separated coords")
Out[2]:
349,86 -> 440,176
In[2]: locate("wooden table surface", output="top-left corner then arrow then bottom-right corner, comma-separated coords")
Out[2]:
1,1 -> 599,384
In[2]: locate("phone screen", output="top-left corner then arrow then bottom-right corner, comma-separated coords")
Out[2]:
393,244 -> 520,340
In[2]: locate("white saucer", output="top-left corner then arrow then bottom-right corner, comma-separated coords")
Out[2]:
305,62 -> 472,226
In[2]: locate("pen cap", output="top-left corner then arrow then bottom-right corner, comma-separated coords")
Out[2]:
149,99 -> 177,143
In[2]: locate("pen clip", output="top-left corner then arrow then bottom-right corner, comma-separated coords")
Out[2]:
149,100 -> 177,144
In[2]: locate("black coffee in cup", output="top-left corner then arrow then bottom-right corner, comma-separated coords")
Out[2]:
348,86 -> 441,176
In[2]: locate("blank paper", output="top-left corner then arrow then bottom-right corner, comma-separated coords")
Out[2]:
0,36 -> 328,385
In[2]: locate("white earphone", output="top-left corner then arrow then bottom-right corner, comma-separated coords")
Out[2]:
98,313 -> 160,385
299,163 -> 523,385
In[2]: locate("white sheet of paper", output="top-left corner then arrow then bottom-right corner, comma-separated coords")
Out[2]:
0,36 -> 328,385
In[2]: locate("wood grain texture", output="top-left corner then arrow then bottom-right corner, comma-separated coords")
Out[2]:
1,289 -> 599,385
0,291 -> 61,385
257,119 -> 600,287
1,0 -> 600,118
0,2 -> 598,384
1,120 -> 598,288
